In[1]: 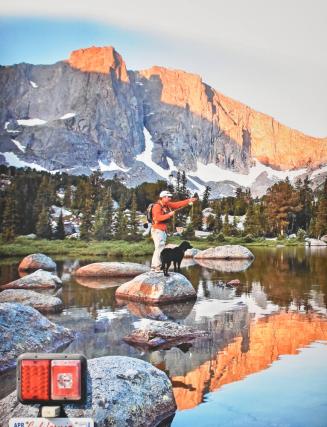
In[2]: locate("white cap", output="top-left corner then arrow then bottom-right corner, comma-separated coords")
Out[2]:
159,190 -> 173,198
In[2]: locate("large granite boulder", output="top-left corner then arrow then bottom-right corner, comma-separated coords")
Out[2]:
116,272 -> 196,304
194,245 -> 254,259
0,303 -> 74,373
18,253 -> 56,271
0,269 -> 62,290
0,289 -> 63,313
184,248 -> 201,258
0,356 -> 176,427
124,320 -> 207,349
195,258 -> 253,272
74,262 -> 150,277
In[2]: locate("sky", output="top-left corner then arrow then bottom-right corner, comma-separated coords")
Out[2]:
0,0 -> 326,137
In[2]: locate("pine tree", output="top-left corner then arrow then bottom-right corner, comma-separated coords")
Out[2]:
265,180 -> 302,236
63,177 -> 72,208
90,170 -> 105,211
244,203 -> 262,236
222,212 -> 231,236
202,186 -> 211,209
191,200 -> 203,231
115,195 -> 128,239
92,190 -> 114,241
55,211 -> 65,240
2,187 -> 18,241
36,206 -> 52,239
80,197 -> 93,241
212,203 -> 223,235
128,192 -> 140,239
315,179 -> 327,238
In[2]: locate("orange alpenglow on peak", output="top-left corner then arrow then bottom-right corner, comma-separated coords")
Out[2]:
67,46 -> 129,82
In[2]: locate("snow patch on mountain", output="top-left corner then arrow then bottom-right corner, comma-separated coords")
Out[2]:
30,81 -> 38,88
98,159 -> 130,172
11,139 -> 25,153
1,152 -> 47,171
17,118 -> 47,126
136,127 -> 177,179
60,113 -> 76,120
193,159 -> 308,188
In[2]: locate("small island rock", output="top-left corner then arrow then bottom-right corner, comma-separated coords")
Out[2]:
74,262 -> 150,277
18,253 -> 56,271
116,271 -> 196,304
0,269 -> 62,290
194,245 -> 254,259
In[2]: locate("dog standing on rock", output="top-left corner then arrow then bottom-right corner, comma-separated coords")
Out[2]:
160,241 -> 193,276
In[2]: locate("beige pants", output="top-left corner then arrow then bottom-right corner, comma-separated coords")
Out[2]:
151,228 -> 167,269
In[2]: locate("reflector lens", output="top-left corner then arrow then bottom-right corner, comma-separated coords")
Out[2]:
51,360 -> 81,400
21,360 -> 50,401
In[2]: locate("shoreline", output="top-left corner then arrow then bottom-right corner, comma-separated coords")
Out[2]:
0,237 -> 306,259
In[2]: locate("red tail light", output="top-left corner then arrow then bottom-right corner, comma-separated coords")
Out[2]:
21,360 -> 50,401
17,353 -> 87,404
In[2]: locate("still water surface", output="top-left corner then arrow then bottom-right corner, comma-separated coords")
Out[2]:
1,246 -> 327,426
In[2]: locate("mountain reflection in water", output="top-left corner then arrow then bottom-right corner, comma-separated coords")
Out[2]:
170,311 -> 327,410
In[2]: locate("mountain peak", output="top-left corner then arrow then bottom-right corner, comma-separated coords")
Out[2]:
67,46 -> 129,81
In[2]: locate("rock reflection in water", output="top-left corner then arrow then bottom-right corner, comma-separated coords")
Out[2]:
194,258 -> 253,272
75,276 -> 127,289
116,299 -> 195,321
169,311 -> 327,410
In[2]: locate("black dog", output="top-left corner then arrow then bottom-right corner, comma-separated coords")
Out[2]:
160,241 -> 193,276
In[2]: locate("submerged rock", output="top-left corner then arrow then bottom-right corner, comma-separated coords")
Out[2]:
75,276 -> 128,289
194,245 -> 254,259
0,289 -> 63,313
0,269 -> 62,290
74,262 -> 150,277
0,356 -> 176,427
116,272 -> 196,304
124,320 -> 207,349
18,253 -> 56,271
0,303 -> 74,373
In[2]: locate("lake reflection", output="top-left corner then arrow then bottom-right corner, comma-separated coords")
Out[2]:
0,247 -> 327,424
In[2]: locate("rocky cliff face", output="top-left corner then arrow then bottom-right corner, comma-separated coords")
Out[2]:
1,46 -> 326,195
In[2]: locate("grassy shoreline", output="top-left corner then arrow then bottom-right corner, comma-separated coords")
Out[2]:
0,236 -> 305,258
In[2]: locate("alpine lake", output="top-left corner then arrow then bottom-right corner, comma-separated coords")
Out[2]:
1,246 -> 327,426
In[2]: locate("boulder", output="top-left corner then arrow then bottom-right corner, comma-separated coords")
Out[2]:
305,238 -> 327,246
194,245 -> 254,259
0,303 -> 74,373
18,253 -> 56,271
74,262 -> 150,277
0,289 -> 63,313
116,272 -> 196,304
321,235 -> 327,243
195,258 -> 253,272
0,356 -> 176,427
124,320 -> 207,349
0,269 -> 62,290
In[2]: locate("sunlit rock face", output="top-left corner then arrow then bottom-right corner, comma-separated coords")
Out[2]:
1,46 -> 326,190
171,311 -> 327,410
67,46 -> 129,82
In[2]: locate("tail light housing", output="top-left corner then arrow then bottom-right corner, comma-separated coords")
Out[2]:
17,353 -> 87,404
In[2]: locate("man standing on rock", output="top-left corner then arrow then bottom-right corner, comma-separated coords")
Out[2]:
150,190 -> 197,272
